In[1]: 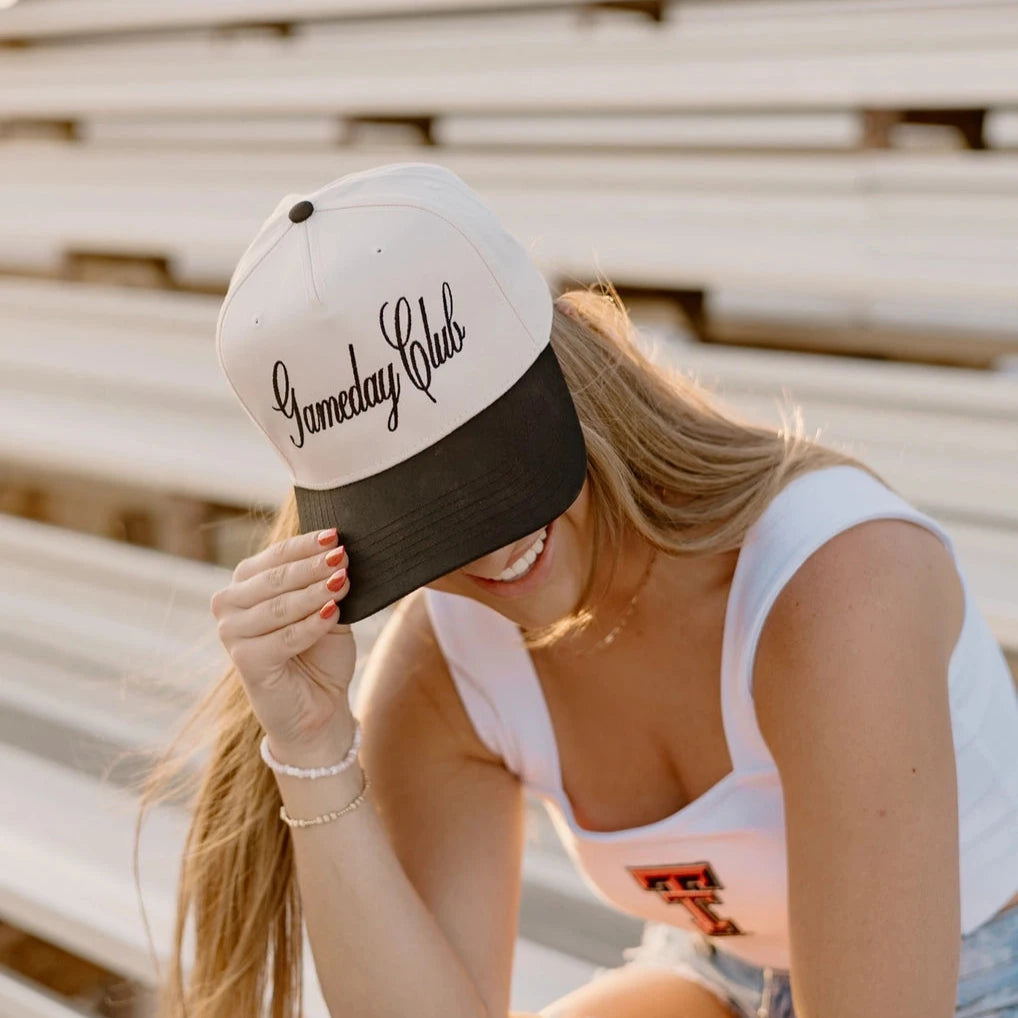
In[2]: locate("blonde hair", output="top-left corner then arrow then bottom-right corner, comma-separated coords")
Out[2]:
134,281 -> 884,1017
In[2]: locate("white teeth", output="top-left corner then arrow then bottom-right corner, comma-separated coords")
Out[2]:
494,528 -> 547,582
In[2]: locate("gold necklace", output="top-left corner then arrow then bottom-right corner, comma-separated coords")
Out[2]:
583,546 -> 659,652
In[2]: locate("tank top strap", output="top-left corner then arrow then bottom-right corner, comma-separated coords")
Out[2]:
422,587 -> 561,796
721,464 -> 958,774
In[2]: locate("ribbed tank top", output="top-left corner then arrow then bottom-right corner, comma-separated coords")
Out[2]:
423,465 -> 1018,970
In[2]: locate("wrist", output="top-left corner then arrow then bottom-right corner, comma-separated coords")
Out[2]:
265,715 -> 358,771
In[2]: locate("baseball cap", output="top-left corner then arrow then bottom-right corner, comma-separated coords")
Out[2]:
215,162 -> 588,623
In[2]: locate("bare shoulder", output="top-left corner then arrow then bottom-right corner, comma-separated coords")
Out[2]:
761,517 -> 963,652
754,516 -> 965,739
356,587 -> 504,766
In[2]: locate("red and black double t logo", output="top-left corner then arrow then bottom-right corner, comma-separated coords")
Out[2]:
627,861 -> 742,936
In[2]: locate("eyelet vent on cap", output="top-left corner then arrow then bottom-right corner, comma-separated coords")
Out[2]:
288,200 -> 314,223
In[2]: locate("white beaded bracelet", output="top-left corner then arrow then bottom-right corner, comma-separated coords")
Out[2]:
259,720 -> 362,779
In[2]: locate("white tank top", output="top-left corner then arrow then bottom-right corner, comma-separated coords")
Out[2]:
423,465 -> 1018,970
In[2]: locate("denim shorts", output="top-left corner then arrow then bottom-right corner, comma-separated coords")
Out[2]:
595,901 -> 1018,1017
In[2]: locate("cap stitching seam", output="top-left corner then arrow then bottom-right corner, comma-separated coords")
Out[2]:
303,222 -> 323,306
349,479 -> 543,576
303,456 -> 532,554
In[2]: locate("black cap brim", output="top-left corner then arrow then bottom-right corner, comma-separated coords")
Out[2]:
294,342 -> 588,624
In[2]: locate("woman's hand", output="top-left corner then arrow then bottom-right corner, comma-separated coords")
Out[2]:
210,528 -> 355,754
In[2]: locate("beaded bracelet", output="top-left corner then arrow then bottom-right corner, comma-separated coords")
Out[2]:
259,719 -> 362,779
279,770 -> 371,829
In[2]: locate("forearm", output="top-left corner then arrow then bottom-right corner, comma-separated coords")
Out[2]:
271,715 -> 488,1018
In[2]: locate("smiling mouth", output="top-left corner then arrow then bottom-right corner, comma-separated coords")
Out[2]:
465,522 -> 551,583
494,528 -> 547,581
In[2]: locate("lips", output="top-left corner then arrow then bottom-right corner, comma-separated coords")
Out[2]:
464,517 -> 556,598
467,523 -> 545,580
494,528 -> 546,580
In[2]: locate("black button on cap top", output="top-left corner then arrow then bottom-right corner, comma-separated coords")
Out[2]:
288,200 -> 314,223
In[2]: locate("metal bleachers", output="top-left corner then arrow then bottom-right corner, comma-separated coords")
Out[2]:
1,2 -> 1018,114
1,145 -> 1016,363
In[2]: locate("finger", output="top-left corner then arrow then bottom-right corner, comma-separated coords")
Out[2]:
228,539 -> 347,613
231,527 -> 341,586
238,592 -> 351,671
225,563 -> 351,640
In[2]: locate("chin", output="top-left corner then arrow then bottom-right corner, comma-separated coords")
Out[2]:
491,590 -> 573,630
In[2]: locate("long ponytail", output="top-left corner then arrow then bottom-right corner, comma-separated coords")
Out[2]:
132,496 -> 305,1018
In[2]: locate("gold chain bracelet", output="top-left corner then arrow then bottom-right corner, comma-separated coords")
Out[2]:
279,769 -> 371,829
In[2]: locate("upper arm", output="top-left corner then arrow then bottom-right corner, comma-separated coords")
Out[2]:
355,589 -> 526,1018
754,518 -> 966,1018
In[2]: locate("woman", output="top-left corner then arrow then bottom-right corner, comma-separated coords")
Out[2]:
138,163 -> 1018,1018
